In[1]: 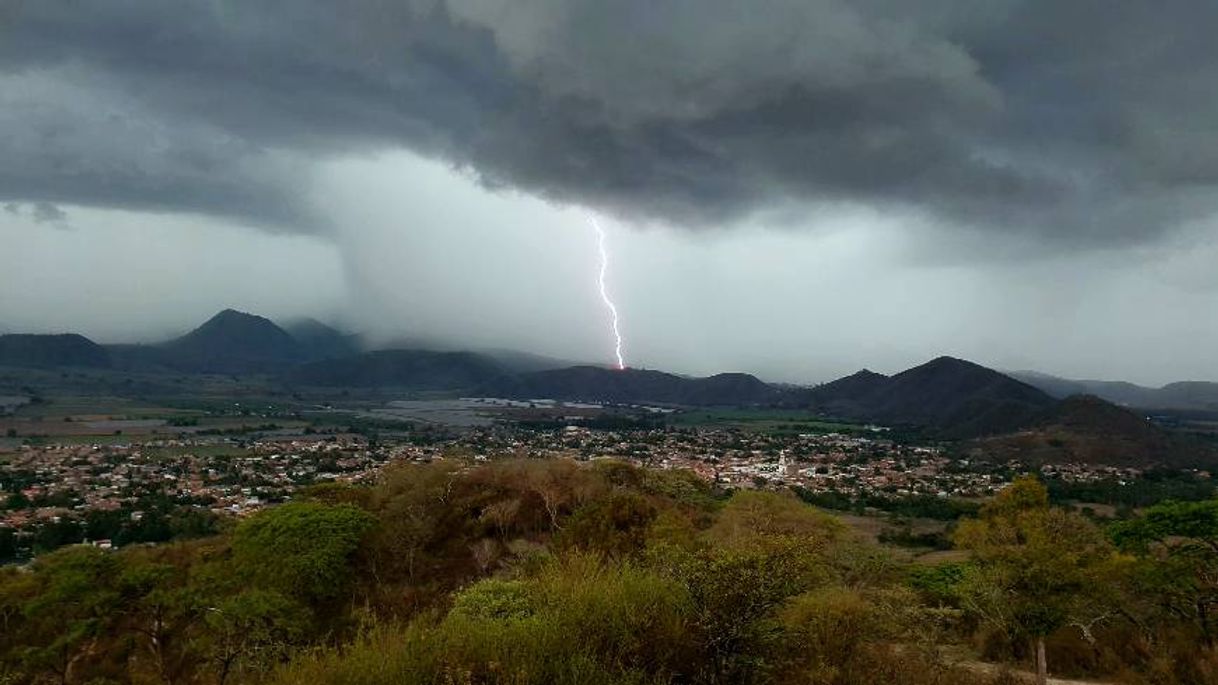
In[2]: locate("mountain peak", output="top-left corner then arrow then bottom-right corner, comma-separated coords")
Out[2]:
919,355 -> 984,371
160,309 -> 301,373
199,308 -> 273,329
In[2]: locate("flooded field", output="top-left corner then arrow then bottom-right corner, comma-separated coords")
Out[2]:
354,397 -> 614,428
364,398 -> 501,427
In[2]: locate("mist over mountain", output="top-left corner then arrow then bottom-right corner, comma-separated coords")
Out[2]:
289,349 -> 507,390
282,318 -> 360,362
488,366 -> 779,407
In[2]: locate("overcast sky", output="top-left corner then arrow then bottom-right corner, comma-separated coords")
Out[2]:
3,1 -> 1218,386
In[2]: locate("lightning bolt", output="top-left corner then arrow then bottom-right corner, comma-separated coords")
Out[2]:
591,217 -> 626,370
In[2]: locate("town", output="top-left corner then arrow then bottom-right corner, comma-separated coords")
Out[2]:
1,414 -> 1163,562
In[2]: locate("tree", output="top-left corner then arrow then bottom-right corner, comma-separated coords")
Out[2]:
1109,498 -> 1218,646
670,491 -> 844,683
522,459 -> 596,532
707,490 -> 844,552
671,542 -> 824,683
118,560 -> 190,684
369,461 -> 462,583
232,502 -> 376,607
954,476 -> 1123,685
15,545 -> 124,684
199,589 -> 309,685
555,492 -> 657,558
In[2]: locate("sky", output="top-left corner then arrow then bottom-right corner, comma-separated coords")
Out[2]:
3,1 -> 1218,386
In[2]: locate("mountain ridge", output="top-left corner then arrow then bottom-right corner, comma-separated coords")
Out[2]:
0,333 -> 111,369
2,310 -> 1212,460
1011,370 -> 1218,411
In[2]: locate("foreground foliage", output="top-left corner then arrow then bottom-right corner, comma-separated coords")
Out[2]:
2,459 -> 1217,684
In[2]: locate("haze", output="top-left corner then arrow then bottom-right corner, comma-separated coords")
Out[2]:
3,2 -> 1218,386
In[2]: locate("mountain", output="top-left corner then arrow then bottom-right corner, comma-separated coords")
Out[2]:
488,366 -> 778,406
1012,371 -> 1218,411
1152,382 -> 1218,412
799,358 -> 1056,438
868,357 -> 1056,437
789,369 -> 890,415
493,358 -> 1058,431
158,309 -> 303,374
282,318 -> 359,361
970,394 -> 1214,467
361,336 -> 583,374
0,334 -> 111,368
477,349 -> 583,374
288,349 -> 507,389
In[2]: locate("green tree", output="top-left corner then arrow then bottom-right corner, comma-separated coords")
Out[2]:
670,491 -> 843,683
706,490 -> 844,551
15,545 -> 124,684
368,462 -> 462,584
232,502 -> 376,607
556,492 -> 657,558
954,476 -> 1123,685
200,589 -> 310,685
1109,498 -> 1218,646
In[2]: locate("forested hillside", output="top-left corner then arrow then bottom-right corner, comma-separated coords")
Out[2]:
2,461 -> 1216,684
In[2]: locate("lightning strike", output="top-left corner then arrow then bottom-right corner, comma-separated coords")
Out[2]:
591,217 -> 626,370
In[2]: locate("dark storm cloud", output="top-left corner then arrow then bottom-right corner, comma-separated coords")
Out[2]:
0,200 -> 66,225
30,202 -> 66,224
2,0 -> 1217,244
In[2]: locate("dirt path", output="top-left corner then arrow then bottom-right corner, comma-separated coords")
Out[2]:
960,659 -> 1116,685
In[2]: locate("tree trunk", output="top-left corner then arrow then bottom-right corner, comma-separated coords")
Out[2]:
1199,599 -> 1213,648
1035,636 -> 1048,685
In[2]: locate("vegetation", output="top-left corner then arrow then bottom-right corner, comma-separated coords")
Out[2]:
2,461 -> 1218,684
1045,469 -> 1216,509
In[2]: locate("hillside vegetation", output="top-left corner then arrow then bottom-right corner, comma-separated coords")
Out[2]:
2,460 -> 1218,685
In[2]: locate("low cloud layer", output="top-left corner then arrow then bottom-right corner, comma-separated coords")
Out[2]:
4,1 -> 1218,247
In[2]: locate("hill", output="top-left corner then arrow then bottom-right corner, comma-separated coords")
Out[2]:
969,394 -> 1214,467
158,309 -> 303,374
477,349 -> 583,374
792,369 -> 890,415
867,357 -> 1056,437
359,337 -> 582,374
0,334 -> 111,368
802,357 -> 1056,438
489,366 -> 778,406
494,358 -> 1065,433
288,349 -> 507,389
1155,381 -> 1218,412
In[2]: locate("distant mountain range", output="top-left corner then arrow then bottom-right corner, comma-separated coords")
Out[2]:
1010,371 -> 1218,412
1,309 -> 1215,465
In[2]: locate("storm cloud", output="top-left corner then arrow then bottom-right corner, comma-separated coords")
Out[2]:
4,1 -> 1218,247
